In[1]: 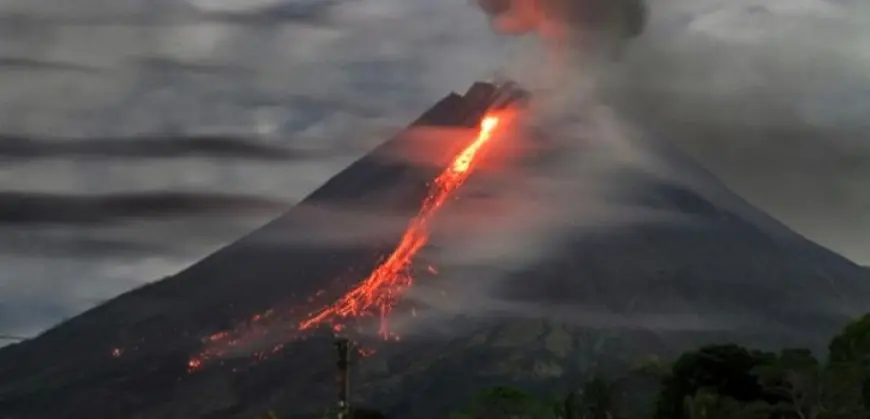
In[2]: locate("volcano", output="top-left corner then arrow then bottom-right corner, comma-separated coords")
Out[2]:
1,81 -> 868,419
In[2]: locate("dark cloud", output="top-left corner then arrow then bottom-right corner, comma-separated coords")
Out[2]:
194,0 -> 343,25
131,56 -> 253,76
0,57 -> 102,74
0,135 -> 316,161
0,231 -> 172,258
0,335 -> 27,342
0,191 -> 289,225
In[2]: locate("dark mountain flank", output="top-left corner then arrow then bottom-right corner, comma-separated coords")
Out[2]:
0,82 -> 868,419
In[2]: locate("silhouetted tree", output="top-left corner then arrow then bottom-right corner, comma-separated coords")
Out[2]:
828,314 -> 870,366
683,389 -> 771,419
351,407 -> 388,419
448,386 -> 559,419
653,344 -> 778,419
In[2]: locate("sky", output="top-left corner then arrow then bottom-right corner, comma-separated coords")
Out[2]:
1,0 -> 869,341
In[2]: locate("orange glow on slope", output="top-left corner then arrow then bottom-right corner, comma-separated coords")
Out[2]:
298,115 -> 502,336
187,115 -> 504,371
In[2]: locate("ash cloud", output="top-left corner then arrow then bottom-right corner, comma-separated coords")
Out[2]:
475,0 -> 647,47
473,0 -> 870,264
386,0 -> 870,336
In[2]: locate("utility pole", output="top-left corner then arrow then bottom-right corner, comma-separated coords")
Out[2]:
335,337 -> 352,419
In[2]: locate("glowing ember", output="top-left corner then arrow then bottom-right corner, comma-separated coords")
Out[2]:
298,115 -> 501,336
187,358 -> 202,372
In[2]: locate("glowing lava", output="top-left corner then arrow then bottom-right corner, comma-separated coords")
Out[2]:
187,114 -> 504,371
298,115 -> 502,336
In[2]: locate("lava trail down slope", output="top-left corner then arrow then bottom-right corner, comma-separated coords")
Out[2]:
187,111 -> 508,370
0,81 -> 869,419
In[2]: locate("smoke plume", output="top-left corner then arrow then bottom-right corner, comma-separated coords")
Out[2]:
387,0 -> 870,336
476,0 -> 647,48
470,0 -> 870,264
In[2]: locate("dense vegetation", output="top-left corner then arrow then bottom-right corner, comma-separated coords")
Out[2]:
268,314 -> 870,419
446,314 -> 870,419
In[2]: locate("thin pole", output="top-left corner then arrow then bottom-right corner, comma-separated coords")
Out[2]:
335,337 -> 351,419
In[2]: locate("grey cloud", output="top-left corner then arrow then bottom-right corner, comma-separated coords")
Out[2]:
191,0 -> 343,25
0,56 -> 102,73
0,0 -> 515,344
0,134 -> 319,161
0,191 -> 290,225
4,0 -> 870,345
600,0 -> 870,263
0,231 -> 170,258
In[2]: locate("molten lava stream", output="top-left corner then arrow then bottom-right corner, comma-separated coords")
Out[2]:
187,115 -> 503,372
298,115 -> 502,336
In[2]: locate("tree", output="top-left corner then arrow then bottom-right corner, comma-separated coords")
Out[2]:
632,355 -> 671,380
581,375 -> 617,419
752,348 -> 823,419
562,374 -> 622,419
683,389 -> 771,419
828,314 -> 870,366
448,386 -> 559,419
350,407 -> 388,419
653,344 -> 778,419
824,314 -> 870,419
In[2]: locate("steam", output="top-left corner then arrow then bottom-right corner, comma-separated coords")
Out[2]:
387,0 -> 870,336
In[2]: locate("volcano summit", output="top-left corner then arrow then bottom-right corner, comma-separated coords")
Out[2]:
0,81 -> 868,419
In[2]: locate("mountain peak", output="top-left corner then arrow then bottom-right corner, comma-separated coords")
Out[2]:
1,81 -> 867,419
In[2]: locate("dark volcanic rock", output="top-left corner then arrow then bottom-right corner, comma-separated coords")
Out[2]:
1,82 -> 868,419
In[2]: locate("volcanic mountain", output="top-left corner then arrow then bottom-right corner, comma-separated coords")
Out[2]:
0,81 -> 868,419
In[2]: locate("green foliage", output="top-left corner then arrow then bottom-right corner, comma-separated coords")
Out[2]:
752,348 -> 822,419
633,355 -> 671,380
828,314 -> 870,366
558,374 -> 623,419
274,313 -> 870,419
823,314 -> 870,418
683,390 -> 771,419
653,344 -> 777,419
447,386 -> 559,419
580,375 -> 618,419
748,348 -> 869,419
349,408 -> 388,419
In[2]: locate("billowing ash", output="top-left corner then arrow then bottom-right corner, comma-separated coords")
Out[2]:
475,0 -> 647,42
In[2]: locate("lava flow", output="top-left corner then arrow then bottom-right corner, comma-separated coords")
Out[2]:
187,114 -> 504,371
298,115 -> 502,336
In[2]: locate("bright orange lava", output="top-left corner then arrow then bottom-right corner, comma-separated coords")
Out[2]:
187,114 -> 503,371
298,115 -> 501,336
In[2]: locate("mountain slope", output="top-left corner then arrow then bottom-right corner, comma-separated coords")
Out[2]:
0,82 -> 868,419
